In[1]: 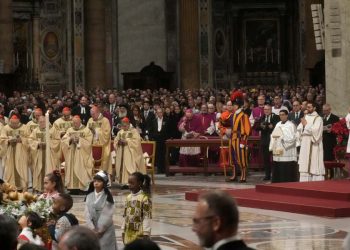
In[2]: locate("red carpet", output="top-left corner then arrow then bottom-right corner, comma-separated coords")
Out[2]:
185,180 -> 350,217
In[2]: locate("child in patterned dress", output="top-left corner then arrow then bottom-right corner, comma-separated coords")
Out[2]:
122,172 -> 152,244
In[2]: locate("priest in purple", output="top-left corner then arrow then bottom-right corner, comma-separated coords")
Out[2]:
199,104 -> 216,135
248,95 -> 265,171
249,95 -> 266,136
199,104 -> 218,163
178,109 -> 203,166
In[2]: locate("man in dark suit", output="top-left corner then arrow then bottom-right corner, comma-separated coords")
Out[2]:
108,93 -> 118,114
193,191 -> 255,250
322,104 -> 339,161
141,100 -> 155,139
257,104 -> 280,181
288,100 -> 304,126
71,96 -> 91,125
149,108 -> 169,174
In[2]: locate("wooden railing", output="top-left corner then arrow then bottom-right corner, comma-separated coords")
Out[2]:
165,136 -> 262,176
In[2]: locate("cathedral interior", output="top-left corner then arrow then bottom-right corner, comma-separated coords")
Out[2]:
2,1 -> 350,250
0,0 -> 325,94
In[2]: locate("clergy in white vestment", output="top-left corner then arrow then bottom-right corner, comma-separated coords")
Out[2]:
297,102 -> 325,181
345,108 -> 350,153
269,110 -> 298,183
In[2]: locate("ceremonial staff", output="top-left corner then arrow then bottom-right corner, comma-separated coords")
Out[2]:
119,137 -> 125,184
45,111 -> 51,170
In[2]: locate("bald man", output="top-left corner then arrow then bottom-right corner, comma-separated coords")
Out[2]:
87,106 -> 112,175
28,116 -> 58,191
52,107 -> 74,167
62,116 -> 94,190
25,108 -> 43,135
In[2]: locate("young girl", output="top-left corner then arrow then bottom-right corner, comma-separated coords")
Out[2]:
85,171 -> 116,250
39,170 -> 64,200
122,172 -> 152,244
18,211 -> 44,248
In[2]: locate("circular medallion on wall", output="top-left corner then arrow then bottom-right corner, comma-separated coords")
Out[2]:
43,31 -> 59,59
215,29 -> 226,58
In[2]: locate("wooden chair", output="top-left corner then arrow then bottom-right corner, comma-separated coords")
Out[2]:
141,141 -> 156,184
219,139 -> 232,178
198,136 -> 209,173
92,144 -> 103,174
324,161 -> 345,179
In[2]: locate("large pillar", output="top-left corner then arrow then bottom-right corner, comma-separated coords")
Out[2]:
0,0 -> 13,73
32,16 -> 40,82
324,0 -> 350,116
85,0 -> 106,89
179,0 -> 200,89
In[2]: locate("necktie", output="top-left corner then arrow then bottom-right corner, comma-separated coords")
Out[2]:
296,112 -> 299,119
110,104 -> 114,113
144,111 -> 148,119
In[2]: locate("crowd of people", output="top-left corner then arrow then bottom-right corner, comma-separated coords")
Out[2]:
0,84 -> 349,249
0,84 -> 346,184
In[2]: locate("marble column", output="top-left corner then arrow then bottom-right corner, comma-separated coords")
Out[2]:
111,0 -> 119,89
85,0 -> 106,89
0,0 -> 13,73
324,0 -> 350,116
165,0 -> 178,88
32,16 -> 40,82
179,0 -> 200,89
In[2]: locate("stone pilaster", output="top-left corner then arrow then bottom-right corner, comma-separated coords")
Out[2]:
32,16 -> 40,82
179,0 -> 200,89
0,0 -> 13,73
199,0 -> 213,88
324,0 -> 350,116
73,0 -> 85,90
85,0 -> 106,89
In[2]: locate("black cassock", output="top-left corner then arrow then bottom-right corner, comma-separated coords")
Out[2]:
323,113 -> 339,161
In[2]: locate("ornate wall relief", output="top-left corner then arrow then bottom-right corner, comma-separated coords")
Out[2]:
199,0 -> 213,87
73,0 -> 84,89
39,0 -> 67,90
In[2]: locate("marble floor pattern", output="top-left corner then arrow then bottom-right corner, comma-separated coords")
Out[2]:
71,173 -> 350,250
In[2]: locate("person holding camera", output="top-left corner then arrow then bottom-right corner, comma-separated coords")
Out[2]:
257,104 -> 280,181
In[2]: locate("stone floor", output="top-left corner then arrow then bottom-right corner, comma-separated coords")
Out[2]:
71,172 -> 350,250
